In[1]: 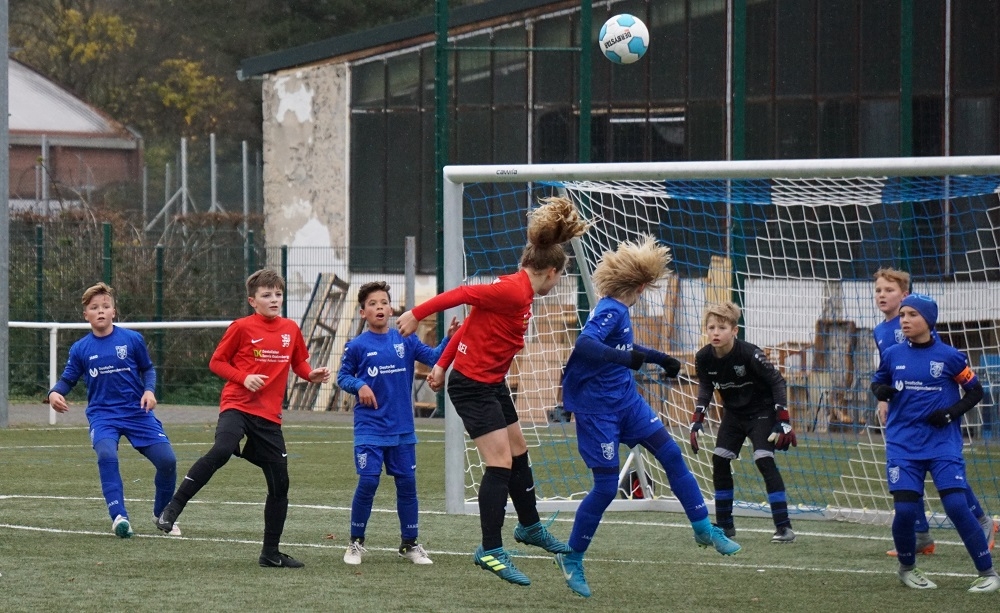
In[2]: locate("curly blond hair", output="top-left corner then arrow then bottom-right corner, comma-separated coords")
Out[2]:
520,196 -> 589,272
591,235 -> 671,304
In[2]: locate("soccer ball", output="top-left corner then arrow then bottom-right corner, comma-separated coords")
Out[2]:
598,14 -> 650,65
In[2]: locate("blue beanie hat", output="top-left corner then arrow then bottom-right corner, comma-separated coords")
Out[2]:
900,293 -> 938,329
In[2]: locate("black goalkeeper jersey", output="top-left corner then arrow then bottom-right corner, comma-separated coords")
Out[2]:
694,338 -> 787,416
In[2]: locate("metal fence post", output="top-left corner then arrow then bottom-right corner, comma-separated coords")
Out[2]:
102,222 -> 112,283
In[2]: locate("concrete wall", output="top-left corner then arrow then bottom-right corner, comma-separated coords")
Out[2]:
261,62 -> 351,317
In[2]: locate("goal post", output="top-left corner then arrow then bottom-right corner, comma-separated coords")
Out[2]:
442,156 -> 1000,523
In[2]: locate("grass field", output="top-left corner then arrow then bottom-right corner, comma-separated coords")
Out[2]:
1,411 -> 997,612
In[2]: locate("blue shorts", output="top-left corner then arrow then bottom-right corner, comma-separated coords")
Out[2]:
886,456 -> 970,494
573,399 -> 663,469
354,442 -> 417,477
88,410 -> 170,450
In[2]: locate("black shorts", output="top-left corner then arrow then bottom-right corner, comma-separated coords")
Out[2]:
218,408 -> 287,466
714,407 -> 775,458
446,369 -> 519,439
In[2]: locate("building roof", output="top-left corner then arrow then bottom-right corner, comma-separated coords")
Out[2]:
9,58 -> 139,148
238,0 -> 564,79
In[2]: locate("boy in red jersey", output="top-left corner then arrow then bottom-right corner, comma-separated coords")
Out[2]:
156,269 -> 331,568
397,196 -> 588,586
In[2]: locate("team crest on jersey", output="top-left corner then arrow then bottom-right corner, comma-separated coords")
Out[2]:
281,333 -> 291,347
894,329 -> 905,343
115,345 -> 128,360
888,465 -> 900,484
734,365 -> 746,377
356,452 -> 368,470
394,343 -> 405,358
601,443 -> 615,460
929,361 -> 944,378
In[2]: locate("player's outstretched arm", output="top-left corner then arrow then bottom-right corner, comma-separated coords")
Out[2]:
397,310 -> 419,336
308,367 -> 331,383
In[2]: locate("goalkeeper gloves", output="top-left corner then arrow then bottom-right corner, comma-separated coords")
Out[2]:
767,405 -> 797,451
689,406 -> 707,453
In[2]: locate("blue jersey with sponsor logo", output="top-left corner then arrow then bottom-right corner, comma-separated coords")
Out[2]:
872,338 -> 977,460
562,297 -> 643,414
337,328 -> 445,444
51,325 -> 156,420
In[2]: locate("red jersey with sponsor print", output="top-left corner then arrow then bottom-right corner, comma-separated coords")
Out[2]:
412,269 -> 534,384
210,313 -> 312,424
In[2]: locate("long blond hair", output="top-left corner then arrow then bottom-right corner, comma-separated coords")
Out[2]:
519,196 -> 589,272
591,235 -> 671,305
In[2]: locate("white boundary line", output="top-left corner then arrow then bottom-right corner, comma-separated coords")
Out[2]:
0,519 -> 980,579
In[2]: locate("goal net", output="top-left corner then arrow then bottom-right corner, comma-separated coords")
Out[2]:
441,157 -> 1000,525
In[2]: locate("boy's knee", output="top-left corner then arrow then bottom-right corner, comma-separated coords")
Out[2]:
93,438 -> 119,463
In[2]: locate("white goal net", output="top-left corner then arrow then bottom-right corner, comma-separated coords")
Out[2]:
441,156 -> 1000,525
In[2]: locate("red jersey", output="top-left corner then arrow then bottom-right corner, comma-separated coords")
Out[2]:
210,312 -> 312,424
412,270 -> 534,384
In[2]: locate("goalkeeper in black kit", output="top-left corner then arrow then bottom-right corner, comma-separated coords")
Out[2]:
689,302 -> 798,543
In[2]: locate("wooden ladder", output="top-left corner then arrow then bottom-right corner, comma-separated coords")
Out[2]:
285,273 -> 351,411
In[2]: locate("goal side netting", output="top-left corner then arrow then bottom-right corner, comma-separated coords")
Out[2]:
441,156 -> 1000,525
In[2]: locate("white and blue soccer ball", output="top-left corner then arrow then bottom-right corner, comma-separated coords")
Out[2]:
599,14 -> 650,65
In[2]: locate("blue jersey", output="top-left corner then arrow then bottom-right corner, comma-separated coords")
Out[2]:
873,315 -> 939,360
337,328 -> 445,445
873,316 -> 906,359
562,297 -> 641,414
872,338 -> 978,461
51,326 -> 157,420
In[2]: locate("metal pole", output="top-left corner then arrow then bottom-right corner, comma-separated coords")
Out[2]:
243,141 -> 250,264
35,225 -> 44,387
164,162 -> 171,235
155,245 -> 164,395
103,222 -> 113,283
435,0 -> 449,302
181,137 -> 189,216
404,236 -> 416,310
899,0 -> 914,270
210,132 -> 218,212
142,164 -> 148,228
280,245 -> 288,319
578,0 -> 591,163
442,177 -> 465,513
730,0 -> 746,162
0,0 -> 10,427
247,230 -> 256,279
48,327 -> 57,425
41,134 -> 49,205
900,0 -> 913,157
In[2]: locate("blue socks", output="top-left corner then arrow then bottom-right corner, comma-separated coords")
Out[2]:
94,438 -> 126,520
568,470 -> 617,552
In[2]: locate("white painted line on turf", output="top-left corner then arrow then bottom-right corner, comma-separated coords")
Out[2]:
0,494 -> 969,550
0,522 -> 981,580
